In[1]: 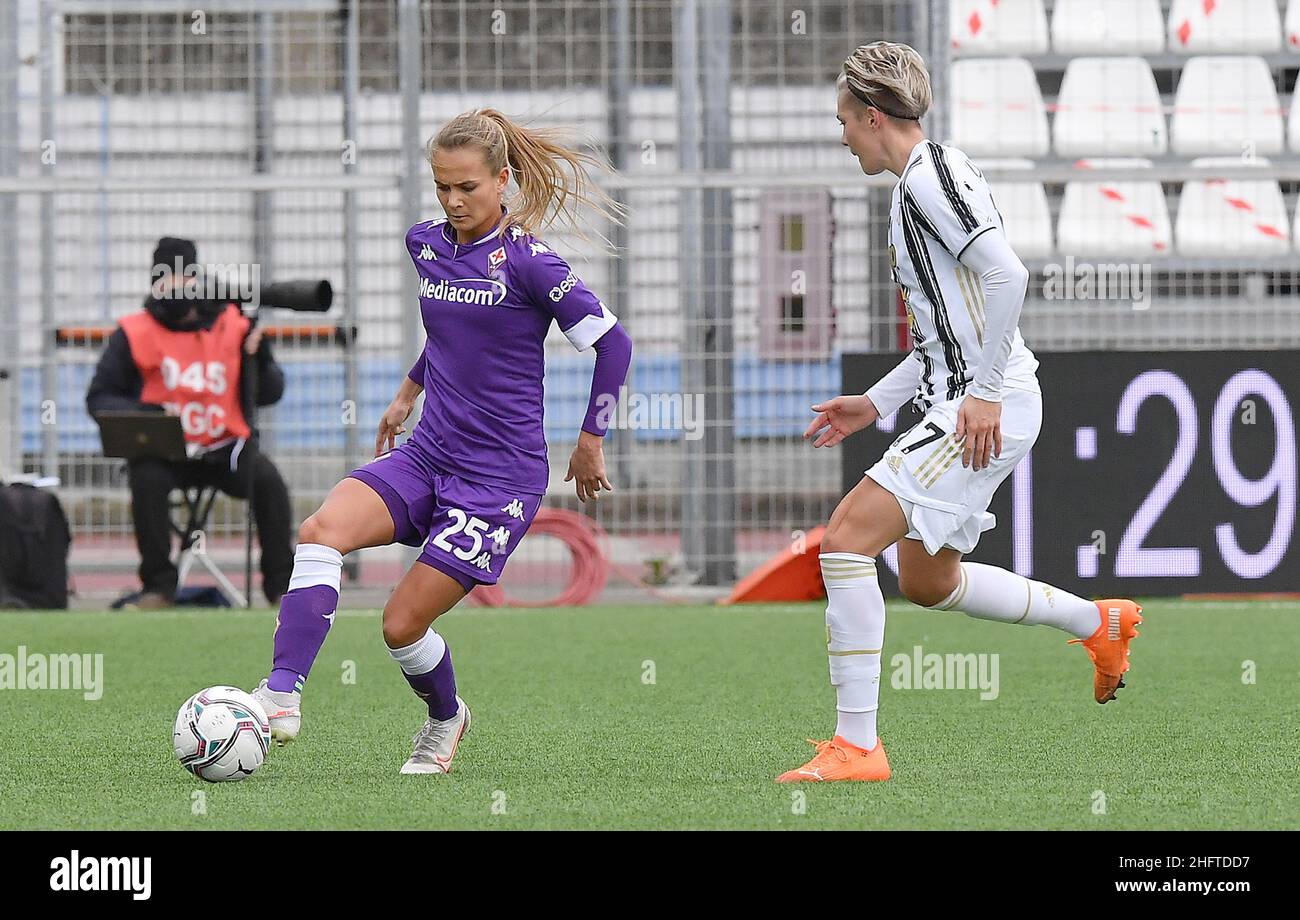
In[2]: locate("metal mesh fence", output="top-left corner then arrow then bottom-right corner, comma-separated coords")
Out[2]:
2,0 -> 1297,606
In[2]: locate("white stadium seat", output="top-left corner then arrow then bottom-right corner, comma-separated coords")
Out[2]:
1171,56 -> 1284,156
1054,57 -> 1168,157
1051,0 -> 1165,55
951,0 -> 1050,56
950,58 -> 1050,157
973,158 -> 1054,259
1057,158 -> 1173,257
1176,157 -> 1291,256
1288,0 -> 1300,51
1168,0 -> 1282,53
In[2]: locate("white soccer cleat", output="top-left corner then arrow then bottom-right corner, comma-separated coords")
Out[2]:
251,678 -> 301,746
399,696 -> 471,775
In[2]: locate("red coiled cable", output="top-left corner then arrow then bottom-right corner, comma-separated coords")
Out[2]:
468,508 -> 608,607
466,507 -> 687,608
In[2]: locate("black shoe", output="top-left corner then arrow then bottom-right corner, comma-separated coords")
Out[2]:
122,590 -> 175,610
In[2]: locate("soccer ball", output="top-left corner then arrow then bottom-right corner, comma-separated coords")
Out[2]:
173,686 -> 271,782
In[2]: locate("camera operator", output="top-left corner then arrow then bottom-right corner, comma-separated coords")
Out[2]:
86,237 -> 294,608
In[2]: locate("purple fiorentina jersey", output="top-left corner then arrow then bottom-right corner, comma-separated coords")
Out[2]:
403,215 -> 617,495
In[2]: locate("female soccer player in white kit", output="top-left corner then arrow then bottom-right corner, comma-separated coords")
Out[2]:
777,42 -> 1143,783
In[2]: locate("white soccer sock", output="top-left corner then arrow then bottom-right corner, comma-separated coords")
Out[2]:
387,628 -> 447,674
931,562 -> 1101,639
287,543 -> 344,593
820,552 -> 886,751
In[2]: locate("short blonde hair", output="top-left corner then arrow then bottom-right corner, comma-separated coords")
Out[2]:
839,41 -> 932,121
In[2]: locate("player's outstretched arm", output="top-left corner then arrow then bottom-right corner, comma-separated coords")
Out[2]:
864,351 -> 923,420
804,350 -> 922,448
804,394 -> 880,448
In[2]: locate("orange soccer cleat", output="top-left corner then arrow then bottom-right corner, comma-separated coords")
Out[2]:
1070,599 -> 1143,704
775,736 -> 891,783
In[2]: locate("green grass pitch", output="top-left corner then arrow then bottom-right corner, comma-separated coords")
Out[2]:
1,600 -> 1297,830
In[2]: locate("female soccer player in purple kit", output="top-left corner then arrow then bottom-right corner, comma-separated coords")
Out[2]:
251,109 -> 632,774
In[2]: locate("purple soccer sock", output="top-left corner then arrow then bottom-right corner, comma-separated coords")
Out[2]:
390,633 -> 459,721
268,583 -> 339,692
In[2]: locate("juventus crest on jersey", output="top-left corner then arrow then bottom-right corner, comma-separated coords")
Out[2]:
889,140 -> 1039,409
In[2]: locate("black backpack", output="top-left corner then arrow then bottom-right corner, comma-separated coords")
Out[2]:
0,483 -> 72,609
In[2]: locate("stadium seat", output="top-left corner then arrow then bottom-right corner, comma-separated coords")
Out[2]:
1171,56 -> 1284,156
1051,0 -> 1165,55
1168,0 -> 1282,54
1057,158 -> 1173,257
1288,0 -> 1300,51
1053,58 -> 1168,157
950,58 -> 1050,157
950,0 -> 1050,56
973,158 -> 1054,258
1176,157 -> 1291,256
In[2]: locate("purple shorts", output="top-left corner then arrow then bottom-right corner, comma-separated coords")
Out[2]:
348,440 -> 543,591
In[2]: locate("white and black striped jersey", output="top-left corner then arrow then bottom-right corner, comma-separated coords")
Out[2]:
888,139 -> 1039,410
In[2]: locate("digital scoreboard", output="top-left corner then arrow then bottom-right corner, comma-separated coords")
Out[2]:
841,351 -> 1299,596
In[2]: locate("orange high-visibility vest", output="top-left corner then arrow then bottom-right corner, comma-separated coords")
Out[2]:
119,304 -> 251,447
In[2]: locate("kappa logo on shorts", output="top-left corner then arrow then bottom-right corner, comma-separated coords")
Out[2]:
488,524 -> 511,552
502,499 -> 525,520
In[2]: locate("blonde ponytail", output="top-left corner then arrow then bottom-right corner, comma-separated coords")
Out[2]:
427,108 -> 625,244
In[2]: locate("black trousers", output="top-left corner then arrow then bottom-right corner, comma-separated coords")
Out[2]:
128,438 -> 293,603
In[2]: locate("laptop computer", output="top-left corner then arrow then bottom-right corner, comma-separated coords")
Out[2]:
94,411 -> 192,462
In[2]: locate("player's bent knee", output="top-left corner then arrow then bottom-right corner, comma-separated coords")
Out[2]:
899,575 -> 958,609
381,605 -> 426,649
296,513 -> 354,554
296,514 -> 328,547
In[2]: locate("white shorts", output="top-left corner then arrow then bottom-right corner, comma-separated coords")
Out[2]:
864,386 -> 1042,556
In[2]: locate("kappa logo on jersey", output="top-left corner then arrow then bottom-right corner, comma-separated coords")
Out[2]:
419,276 -> 507,307
510,225 -> 525,240
502,499 -> 525,520
548,271 -> 579,302
528,241 -> 550,257
419,243 -> 437,261
488,246 -> 507,271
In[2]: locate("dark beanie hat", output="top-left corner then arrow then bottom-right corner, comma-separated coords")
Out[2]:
151,237 -> 198,277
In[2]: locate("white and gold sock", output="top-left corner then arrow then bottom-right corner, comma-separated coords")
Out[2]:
932,562 -> 1101,639
820,552 -> 887,751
